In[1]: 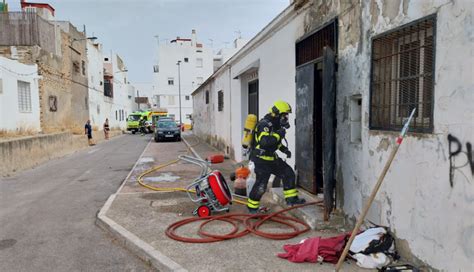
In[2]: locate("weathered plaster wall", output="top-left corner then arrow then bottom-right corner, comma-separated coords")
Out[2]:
193,78 -> 216,147
37,31 -> 73,133
193,67 -> 234,156
62,22 -> 90,132
326,0 -> 474,270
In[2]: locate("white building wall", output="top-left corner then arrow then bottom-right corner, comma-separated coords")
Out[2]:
228,8 -> 306,166
153,31 -> 213,125
110,54 -> 132,130
87,46 -> 135,131
0,56 -> 40,132
86,41 -> 105,130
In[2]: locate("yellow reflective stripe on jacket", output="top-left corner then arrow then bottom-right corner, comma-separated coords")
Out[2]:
256,131 -> 280,143
247,198 -> 260,209
256,155 -> 275,161
283,188 -> 298,198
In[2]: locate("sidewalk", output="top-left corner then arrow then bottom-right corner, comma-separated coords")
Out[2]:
97,132 -> 366,271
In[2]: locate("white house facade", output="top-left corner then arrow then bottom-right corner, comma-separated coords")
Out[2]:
0,56 -> 40,132
153,30 -> 213,125
87,45 -> 136,131
192,1 -> 473,270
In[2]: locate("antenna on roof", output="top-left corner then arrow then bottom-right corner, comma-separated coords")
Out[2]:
235,30 -> 242,39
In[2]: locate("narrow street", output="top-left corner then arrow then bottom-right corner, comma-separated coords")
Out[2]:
0,134 -> 153,272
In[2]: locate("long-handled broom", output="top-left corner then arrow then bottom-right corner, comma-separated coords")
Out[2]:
335,108 -> 417,271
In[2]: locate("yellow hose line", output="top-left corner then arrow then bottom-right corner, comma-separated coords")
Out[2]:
136,140 -> 247,206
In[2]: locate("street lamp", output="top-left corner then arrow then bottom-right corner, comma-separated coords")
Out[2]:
72,36 -> 98,43
176,60 -> 182,129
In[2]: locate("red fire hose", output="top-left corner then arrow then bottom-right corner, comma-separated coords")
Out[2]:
166,201 -> 323,243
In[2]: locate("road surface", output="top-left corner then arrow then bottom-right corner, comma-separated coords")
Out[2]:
0,134 -> 153,271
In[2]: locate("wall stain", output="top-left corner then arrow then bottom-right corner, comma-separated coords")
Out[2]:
376,137 -> 391,152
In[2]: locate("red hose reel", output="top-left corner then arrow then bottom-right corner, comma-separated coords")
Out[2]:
181,155 -> 232,217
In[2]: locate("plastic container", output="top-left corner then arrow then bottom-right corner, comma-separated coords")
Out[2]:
246,161 -> 256,197
207,154 -> 225,164
233,177 -> 247,196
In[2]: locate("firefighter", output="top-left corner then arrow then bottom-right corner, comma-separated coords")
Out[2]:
247,100 -> 306,214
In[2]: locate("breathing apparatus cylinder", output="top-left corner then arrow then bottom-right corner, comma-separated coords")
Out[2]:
242,114 -> 258,149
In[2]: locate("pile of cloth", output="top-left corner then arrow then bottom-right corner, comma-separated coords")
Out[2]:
278,227 -> 398,269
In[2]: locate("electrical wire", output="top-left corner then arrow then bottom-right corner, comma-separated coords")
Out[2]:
0,64 -> 38,76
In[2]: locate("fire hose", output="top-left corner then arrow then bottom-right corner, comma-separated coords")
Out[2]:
138,137 -> 319,243
166,201 -> 322,243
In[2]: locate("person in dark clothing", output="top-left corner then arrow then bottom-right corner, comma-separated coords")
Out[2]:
84,120 -> 93,146
247,100 -> 306,214
103,118 -> 110,140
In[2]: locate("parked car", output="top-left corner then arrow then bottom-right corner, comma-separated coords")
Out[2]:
154,120 -> 181,142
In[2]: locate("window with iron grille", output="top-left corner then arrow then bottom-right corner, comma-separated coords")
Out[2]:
17,81 -> 32,112
370,15 -> 435,133
218,90 -> 224,112
296,20 -> 337,67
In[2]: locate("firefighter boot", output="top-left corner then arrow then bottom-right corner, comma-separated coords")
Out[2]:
285,196 -> 306,206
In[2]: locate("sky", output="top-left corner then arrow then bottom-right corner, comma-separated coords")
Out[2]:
9,0 -> 289,83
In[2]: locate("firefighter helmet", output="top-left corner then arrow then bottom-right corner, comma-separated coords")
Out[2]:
270,100 -> 292,116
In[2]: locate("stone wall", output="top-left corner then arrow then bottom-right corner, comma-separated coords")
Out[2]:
0,130 -> 122,176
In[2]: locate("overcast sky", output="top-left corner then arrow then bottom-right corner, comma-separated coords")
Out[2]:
10,0 -> 289,82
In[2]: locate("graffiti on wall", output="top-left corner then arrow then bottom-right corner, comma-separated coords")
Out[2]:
447,134 -> 473,187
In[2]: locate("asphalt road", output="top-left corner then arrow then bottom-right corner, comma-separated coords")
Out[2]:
0,134 -> 153,272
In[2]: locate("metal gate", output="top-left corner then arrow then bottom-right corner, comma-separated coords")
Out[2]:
295,64 -> 315,193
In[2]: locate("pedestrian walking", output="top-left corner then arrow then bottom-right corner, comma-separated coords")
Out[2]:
103,118 -> 110,140
84,120 -> 94,146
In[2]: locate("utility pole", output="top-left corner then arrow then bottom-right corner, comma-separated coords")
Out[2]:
177,60 -> 182,128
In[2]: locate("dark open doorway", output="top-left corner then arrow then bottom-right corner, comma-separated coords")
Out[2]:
314,63 -> 324,193
248,80 -> 259,117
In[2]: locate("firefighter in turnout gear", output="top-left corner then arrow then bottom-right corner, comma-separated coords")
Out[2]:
247,100 -> 306,214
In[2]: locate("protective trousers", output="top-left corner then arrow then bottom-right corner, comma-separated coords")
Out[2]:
247,158 -> 298,210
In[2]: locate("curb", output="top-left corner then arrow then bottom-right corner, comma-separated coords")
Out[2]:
95,139 -> 187,272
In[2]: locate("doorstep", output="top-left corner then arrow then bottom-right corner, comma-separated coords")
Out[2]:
271,188 -> 347,231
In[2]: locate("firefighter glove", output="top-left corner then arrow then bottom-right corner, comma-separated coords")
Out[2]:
284,150 -> 292,159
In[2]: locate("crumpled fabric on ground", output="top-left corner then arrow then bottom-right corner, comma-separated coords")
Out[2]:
277,234 -> 348,264
350,227 -> 387,253
352,252 -> 391,269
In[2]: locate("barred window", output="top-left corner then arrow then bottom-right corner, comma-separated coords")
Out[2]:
218,90 -> 224,112
17,81 -> 32,112
370,16 -> 435,133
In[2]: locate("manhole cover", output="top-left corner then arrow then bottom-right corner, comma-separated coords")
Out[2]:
0,239 -> 17,250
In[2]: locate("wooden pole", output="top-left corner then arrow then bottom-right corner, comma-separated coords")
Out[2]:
335,108 -> 416,271
335,143 -> 400,271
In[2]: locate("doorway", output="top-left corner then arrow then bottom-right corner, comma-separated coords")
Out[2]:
248,80 -> 259,116
294,20 -> 337,218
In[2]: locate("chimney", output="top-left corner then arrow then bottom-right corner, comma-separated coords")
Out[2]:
191,29 -> 197,46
